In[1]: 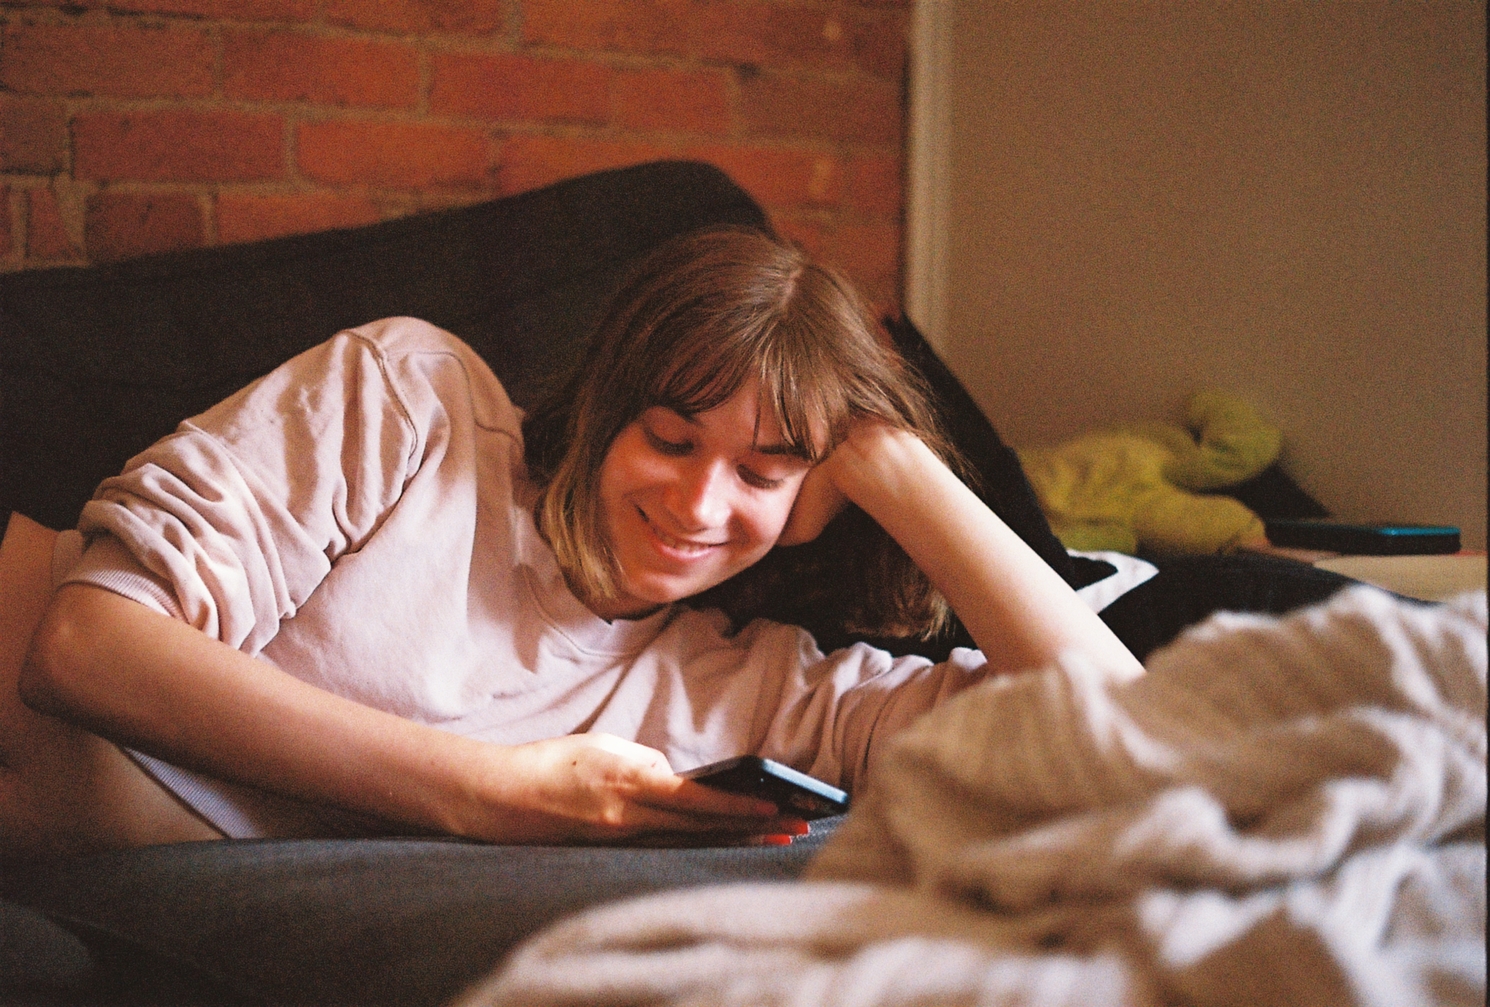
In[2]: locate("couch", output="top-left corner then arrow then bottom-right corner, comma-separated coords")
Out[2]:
0,161 -> 1356,1005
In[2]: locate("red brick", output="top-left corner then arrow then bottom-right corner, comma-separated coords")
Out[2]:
688,4 -> 853,74
218,191 -> 383,244
497,134 -> 671,197
430,53 -> 612,124
324,0 -> 505,34
686,145 -> 838,209
75,111 -> 285,183
0,23 -> 212,98
740,73 -> 901,146
774,215 -> 826,260
1,187 -> 11,259
829,221 -> 902,310
26,187 -> 84,261
106,0 -> 317,20
521,0 -> 690,55
847,9 -> 909,79
775,215 -> 901,310
85,192 -> 205,263
842,153 -> 901,217
613,67 -> 730,135
297,120 -> 495,188
224,31 -> 420,109
0,96 -> 67,174
684,5 -> 902,79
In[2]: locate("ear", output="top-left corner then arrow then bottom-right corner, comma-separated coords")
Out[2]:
777,465 -> 849,547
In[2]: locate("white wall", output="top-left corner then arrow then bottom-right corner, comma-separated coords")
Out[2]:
910,2 -> 1486,548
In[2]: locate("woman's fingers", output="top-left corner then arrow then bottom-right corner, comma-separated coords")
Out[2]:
573,797 -> 808,842
579,738 -> 808,833
777,458 -> 850,546
496,733 -> 809,843
631,777 -> 809,833
777,419 -> 916,547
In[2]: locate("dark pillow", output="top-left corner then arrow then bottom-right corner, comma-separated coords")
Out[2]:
1203,463 -> 1331,520
0,900 -> 94,997
0,161 -> 767,532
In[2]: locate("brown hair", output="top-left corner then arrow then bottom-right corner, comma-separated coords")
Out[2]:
524,226 -> 959,639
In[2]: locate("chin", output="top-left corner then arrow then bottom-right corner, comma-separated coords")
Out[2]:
615,562 -> 742,611
628,576 -> 711,607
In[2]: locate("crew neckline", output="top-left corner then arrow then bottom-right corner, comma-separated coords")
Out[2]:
512,495 -> 674,658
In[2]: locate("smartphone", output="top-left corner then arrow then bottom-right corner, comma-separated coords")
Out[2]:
681,756 -> 849,819
1265,520 -> 1461,556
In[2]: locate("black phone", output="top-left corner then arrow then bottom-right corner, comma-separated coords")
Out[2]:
1265,519 -> 1460,555
681,756 -> 849,819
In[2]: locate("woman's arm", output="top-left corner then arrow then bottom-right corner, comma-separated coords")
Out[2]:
787,424 -> 1143,679
20,584 -> 804,843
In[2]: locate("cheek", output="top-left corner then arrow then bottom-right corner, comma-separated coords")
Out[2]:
597,430 -> 652,503
740,485 -> 803,547
595,459 -> 621,535
596,442 -> 643,549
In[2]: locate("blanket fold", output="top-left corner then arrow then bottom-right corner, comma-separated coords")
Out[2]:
459,588 -> 1487,1007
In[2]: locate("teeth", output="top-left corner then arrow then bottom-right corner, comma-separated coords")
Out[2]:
657,526 -> 712,553
643,510 -> 718,553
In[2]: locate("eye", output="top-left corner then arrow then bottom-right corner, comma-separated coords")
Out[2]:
643,427 -> 691,457
737,466 -> 784,491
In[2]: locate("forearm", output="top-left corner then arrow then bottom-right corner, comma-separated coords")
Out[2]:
20,585 -> 798,843
835,430 -> 1143,679
20,584 -> 497,837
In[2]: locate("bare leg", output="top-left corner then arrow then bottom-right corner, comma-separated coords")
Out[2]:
1,512 -> 222,859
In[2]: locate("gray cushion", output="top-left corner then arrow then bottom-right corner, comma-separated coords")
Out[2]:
3,825 -> 838,1006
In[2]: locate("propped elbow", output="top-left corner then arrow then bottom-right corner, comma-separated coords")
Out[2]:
19,586 -> 98,719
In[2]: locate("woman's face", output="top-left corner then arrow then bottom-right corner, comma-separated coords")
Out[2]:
594,379 -> 814,619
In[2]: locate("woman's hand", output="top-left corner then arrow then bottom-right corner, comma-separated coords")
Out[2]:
776,420 -> 899,546
467,733 -> 809,845
777,462 -> 849,546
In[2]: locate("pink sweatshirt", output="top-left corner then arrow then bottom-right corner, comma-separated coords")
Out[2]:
62,318 -> 989,837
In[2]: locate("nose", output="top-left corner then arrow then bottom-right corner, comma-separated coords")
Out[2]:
666,457 -> 732,532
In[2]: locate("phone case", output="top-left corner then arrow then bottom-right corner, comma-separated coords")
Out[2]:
681,756 -> 849,819
1265,520 -> 1461,555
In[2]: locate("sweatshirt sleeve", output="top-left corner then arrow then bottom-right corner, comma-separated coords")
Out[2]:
65,328 -> 421,655
761,639 -> 993,795
642,610 -> 993,797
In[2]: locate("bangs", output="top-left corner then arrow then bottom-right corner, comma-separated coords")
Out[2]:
647,315 -> 849,464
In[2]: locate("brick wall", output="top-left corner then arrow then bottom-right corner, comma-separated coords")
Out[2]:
0,0 -> 908,306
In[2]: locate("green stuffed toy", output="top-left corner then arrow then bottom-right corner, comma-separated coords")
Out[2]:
1016,391 -> 1280,557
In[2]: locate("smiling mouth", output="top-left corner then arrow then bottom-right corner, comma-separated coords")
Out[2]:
638,507 -> 724,555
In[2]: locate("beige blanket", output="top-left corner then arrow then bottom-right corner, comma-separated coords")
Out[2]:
458,587 -> 1487,1007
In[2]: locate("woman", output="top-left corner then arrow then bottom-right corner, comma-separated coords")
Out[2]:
2,228 -> 1141,858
